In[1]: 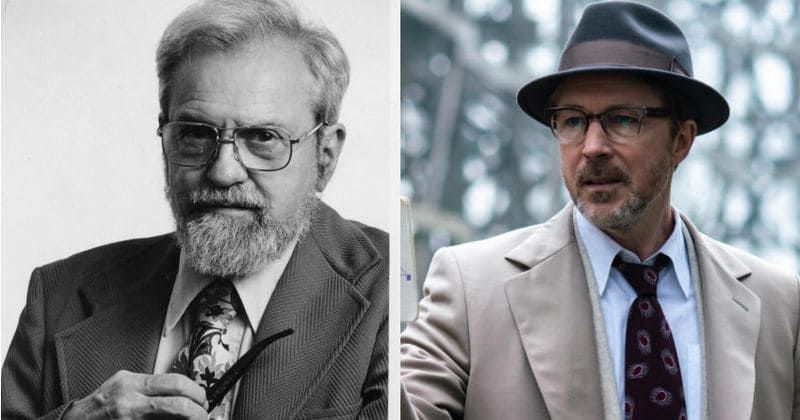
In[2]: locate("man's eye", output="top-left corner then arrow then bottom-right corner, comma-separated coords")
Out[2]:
239,128 -> 283,143
179,126 -> 214,141
609,114 -> 639,127
564,117 -> 585,128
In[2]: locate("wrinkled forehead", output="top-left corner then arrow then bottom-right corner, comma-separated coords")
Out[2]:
180,36 -> 315,85
169,38 -> 318,119
550,73 -> 668,108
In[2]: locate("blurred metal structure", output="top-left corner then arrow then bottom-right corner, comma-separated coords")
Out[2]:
401,0 -> 800,287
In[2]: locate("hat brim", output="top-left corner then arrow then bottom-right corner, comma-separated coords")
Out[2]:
517,66 -> 729,135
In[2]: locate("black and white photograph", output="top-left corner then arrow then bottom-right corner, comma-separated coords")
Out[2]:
2,0 -> 396,418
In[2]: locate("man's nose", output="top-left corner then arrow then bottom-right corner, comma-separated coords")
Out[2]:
205,142 -> 249,187
581,119 -> 613,158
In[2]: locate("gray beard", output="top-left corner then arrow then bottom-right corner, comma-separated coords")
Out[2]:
168,184 -> 318,278
576,191 -> 649,231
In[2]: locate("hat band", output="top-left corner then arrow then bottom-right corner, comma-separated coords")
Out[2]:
559,39 -> 690,77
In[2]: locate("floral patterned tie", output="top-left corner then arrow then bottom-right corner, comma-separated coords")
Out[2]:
171,280 -> 245,420
613,254 -> 686,420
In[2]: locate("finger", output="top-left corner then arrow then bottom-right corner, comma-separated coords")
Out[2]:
143,396 -> 209,419
140,374 -> 208,409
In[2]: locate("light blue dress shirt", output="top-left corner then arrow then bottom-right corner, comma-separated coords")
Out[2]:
574,208 -> 701,420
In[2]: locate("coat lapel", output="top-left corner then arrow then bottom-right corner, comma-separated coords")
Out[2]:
501,209 -> 761,419
683,216 -> 759,420
234,204 -> 380,419
54,238 -> 178,401
504,206 -> 605,418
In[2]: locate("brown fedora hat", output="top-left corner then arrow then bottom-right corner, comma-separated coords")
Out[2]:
517,0 -> 729,135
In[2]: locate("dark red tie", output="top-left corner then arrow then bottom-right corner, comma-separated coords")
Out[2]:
614,254 -> 686,420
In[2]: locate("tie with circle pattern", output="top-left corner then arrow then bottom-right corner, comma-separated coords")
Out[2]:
613,254 -> 686,420
170,280 -> 246,420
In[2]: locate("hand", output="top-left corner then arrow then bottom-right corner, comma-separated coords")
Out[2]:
63,370 -> 208,419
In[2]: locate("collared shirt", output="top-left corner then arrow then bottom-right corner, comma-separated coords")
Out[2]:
574,208 -> 701,420
153,238 -> 298,410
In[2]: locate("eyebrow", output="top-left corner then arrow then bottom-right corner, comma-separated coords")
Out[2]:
173,110 -> 218,126
173,112 -> 287,129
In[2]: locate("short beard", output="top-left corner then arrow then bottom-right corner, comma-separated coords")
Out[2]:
571,155 -> 672,232
576,190 -> 647,231
167,183 -> 319,278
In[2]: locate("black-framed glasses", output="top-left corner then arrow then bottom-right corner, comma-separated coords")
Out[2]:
543,106 -> 671,144
157,121 -> 326,171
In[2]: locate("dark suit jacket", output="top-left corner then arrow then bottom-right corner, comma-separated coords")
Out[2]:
2,203 -> 388,420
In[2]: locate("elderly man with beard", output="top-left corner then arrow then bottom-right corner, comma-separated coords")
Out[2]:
400,2 -> 799,420
2,1 -> 387,419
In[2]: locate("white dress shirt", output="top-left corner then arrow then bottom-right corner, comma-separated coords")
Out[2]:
574,208 -> 701,420
152,238 -> 298,415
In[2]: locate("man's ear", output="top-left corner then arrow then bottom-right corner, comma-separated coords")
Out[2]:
315,122 -> 346,192
672,119 -> 697,169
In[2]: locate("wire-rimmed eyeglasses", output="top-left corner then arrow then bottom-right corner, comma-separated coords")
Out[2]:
157,121 -> 326,171
544,106 -> 671,144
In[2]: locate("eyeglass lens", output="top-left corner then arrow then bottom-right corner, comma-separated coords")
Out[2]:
162,123 -> 292,170
550,108 -> 644,142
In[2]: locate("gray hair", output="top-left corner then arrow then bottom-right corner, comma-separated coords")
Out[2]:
156,0 -> 350,124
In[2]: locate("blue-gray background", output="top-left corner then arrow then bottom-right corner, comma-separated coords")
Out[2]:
401,0 -> 800,285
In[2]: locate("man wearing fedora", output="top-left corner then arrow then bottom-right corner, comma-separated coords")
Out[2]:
400,1 -> 799,419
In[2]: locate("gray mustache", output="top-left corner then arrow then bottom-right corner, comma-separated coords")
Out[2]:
187,186 -> 265,209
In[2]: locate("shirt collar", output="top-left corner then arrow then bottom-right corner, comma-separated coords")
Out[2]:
574,207 -> 692,298
163,237 -> 298,337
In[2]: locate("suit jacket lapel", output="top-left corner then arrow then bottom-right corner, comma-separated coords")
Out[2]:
234,204 -> 380,419
54,238 -> 178,401
683,216 -> 760,420
504,206 -> 605,418
501,208 -> 760,419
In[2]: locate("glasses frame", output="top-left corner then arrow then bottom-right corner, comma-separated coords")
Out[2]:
543,106 -> 672,144
157,120 -> 327,172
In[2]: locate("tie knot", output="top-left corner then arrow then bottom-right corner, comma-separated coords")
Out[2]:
192,280 -> 242,324
613,254 -> 671,297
